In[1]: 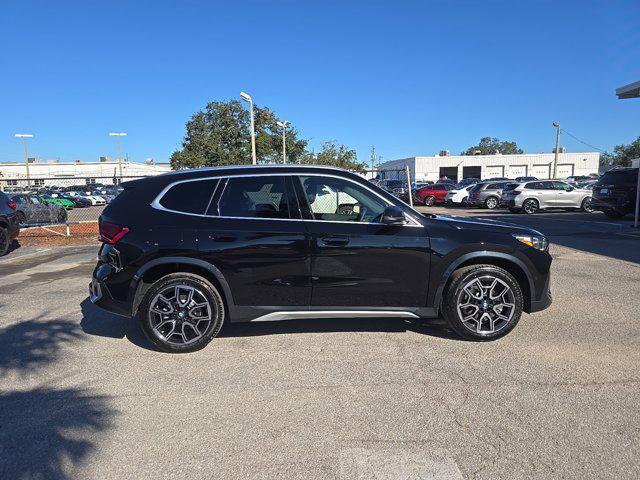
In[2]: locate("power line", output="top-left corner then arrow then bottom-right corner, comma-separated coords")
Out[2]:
560,128 -> 604,152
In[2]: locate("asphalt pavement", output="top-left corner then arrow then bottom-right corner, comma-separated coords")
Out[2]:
0,209 -> 639,479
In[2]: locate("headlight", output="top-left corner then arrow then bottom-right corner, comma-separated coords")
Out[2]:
513,234 -> 548,251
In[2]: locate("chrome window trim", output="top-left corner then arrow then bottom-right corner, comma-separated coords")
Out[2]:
151,172 -> 424,228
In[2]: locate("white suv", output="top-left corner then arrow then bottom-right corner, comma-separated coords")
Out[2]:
500,180 -> 593,214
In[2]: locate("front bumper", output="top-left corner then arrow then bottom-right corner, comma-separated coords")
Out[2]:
528,270 -> 552,313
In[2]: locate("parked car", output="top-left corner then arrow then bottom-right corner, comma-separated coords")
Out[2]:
467,181 -> 512,209
566,175 -> 596,184
484,177 -> 512,182
0,191 -> 21,256
456,177 -> 481,187
378,179 -> 407,196
591,167 -> 639,218
38,194 -> 75,210
66,191 -> 106,206
9,194 -> 68,225
59,193 -> 92,208
436,178 -> 456,185
415,183 -> 455,206
515,176 -> 538,182
445,184 -> 475,206
90,165 -> 552,352
500,180 -> 593,214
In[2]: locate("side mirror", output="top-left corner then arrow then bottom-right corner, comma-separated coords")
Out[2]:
381,206 -> 406,226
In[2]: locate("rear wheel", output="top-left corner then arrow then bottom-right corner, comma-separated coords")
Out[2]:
16,211 -> 26,225
442,265 -> 523,341
484,196 -> 499,209
0,227 -> 9,257
140,273 -> 225,353
424,196 -> 435,206
581,198 -> 594,213
522,199 -> 539,214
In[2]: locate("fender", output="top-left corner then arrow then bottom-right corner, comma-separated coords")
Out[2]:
432,251 -> 536,309
129,256 -> 235,313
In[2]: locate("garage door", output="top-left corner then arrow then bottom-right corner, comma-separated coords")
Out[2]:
509,165 -> 527,178
556,164 -> 574,179
532,164 -> 551,179
484,165 -> 504,179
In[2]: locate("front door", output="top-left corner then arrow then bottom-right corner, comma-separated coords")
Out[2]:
197,175 -> 311,307
293,174 -> 430,307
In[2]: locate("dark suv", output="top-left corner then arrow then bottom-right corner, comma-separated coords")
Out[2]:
591,167 -> 638,218
0,191 -> 21,256
90,165 -> 552,352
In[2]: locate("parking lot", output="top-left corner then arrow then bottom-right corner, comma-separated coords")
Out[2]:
1,209 -> 639,479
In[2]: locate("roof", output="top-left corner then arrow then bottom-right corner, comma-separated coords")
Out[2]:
165,164 -> 349,176
616,80 -> 640,99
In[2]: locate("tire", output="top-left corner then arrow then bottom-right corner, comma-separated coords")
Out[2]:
484,196 -> 499,209
442,264 -> 523,341
508,207 -> 521,213
461,196 -> 469,206
16,211 -> 26,225
57,209 -> 68,223
424,196 -> 435,207
604,209 -> 625,219
0,227 -> 9,257
139,273 -> 225,353
522,199 -> 539,214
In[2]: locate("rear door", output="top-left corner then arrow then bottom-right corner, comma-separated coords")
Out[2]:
197,175 -> 311,307
538,181 -> 558,208
294,174 -> 430,307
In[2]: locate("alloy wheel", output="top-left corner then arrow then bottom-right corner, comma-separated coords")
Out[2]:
485,197 -> 498,209
523,199 -> 538,214
425,196 -> 435,206
582,198 -> 594,213
456,275 -> 516,335
149,284 -> 214,346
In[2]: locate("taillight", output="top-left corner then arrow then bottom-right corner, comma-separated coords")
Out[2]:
7,201 -> 17,210
99,221 -> 129,244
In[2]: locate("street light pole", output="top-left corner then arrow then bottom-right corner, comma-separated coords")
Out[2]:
552,121 -> 561,179
14,134 -> 34,186
109,132 -> 128,179
276,120 -> 289,164
240,92 -> 257,165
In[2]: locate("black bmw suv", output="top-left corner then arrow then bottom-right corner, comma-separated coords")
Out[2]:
91,165 -> 552,352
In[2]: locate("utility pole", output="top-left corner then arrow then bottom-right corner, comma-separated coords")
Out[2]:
277,120 -> 289,163
14,134 -> 34,186
552,122 -> 561,179
109,132 -> 127,179
240,92 -> 257,165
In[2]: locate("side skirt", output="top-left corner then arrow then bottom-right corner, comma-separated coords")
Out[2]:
229,306 -> 439,323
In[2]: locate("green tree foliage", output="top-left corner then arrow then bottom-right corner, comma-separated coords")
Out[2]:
305,140 -> 367,172
462,137 -> 524,156
171,100 -> 309,169
602,136 -> 640,167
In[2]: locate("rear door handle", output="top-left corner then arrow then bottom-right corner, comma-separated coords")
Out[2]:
320,235 -> 350,246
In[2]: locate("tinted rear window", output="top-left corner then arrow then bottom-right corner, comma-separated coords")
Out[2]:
159,179 -> 218,214
217,176 -> 290,219
503,183 -> 519,191
598,170 -> 638,186
469,184 -> 484,193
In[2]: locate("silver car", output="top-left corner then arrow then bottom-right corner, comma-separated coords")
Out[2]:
500,180 -> 593,214
467,181 -> 513,209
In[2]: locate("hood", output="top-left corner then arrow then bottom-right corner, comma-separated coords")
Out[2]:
431,214 -> 543,236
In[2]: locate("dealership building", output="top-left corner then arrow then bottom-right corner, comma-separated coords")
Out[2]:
0,159 -> 171,188
378,151 -> 600,183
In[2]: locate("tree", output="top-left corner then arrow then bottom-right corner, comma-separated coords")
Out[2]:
170,100 -> 308,169
305,140 -> 367,172
601,136 -> 640,167
462,137 -> 524,156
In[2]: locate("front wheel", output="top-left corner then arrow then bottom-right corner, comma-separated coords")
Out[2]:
139,273 -> 225,353
581,198 -> 594,213
442,265 -> 523,341
424,196 -> 435,206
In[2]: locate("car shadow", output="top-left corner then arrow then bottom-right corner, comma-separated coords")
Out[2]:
79,297 -> 461,345
0,314 -> 117,480
79,298 -> 159,352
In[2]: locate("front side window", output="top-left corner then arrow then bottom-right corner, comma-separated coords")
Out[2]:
218,176 -> 291,219
299,176 -> 388,223
159,179 -> 218,214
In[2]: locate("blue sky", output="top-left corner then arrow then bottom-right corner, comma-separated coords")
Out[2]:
1,0 -> 639,164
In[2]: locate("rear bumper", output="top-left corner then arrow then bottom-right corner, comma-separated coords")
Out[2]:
590,196 -> 631,213
90,261 -> 134,317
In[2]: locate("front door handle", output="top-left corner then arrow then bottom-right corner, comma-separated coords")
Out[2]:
319,235 -> 350,246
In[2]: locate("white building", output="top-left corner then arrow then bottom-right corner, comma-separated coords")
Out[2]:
378,152 -> 600,183
0,159 -> 171,187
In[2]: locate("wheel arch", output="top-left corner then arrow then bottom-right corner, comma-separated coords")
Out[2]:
130,257 -> 234,315
434,252 -> 534,313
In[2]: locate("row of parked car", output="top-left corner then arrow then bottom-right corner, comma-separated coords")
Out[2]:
375,167 -> 638,217
0,184 -> 123,226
